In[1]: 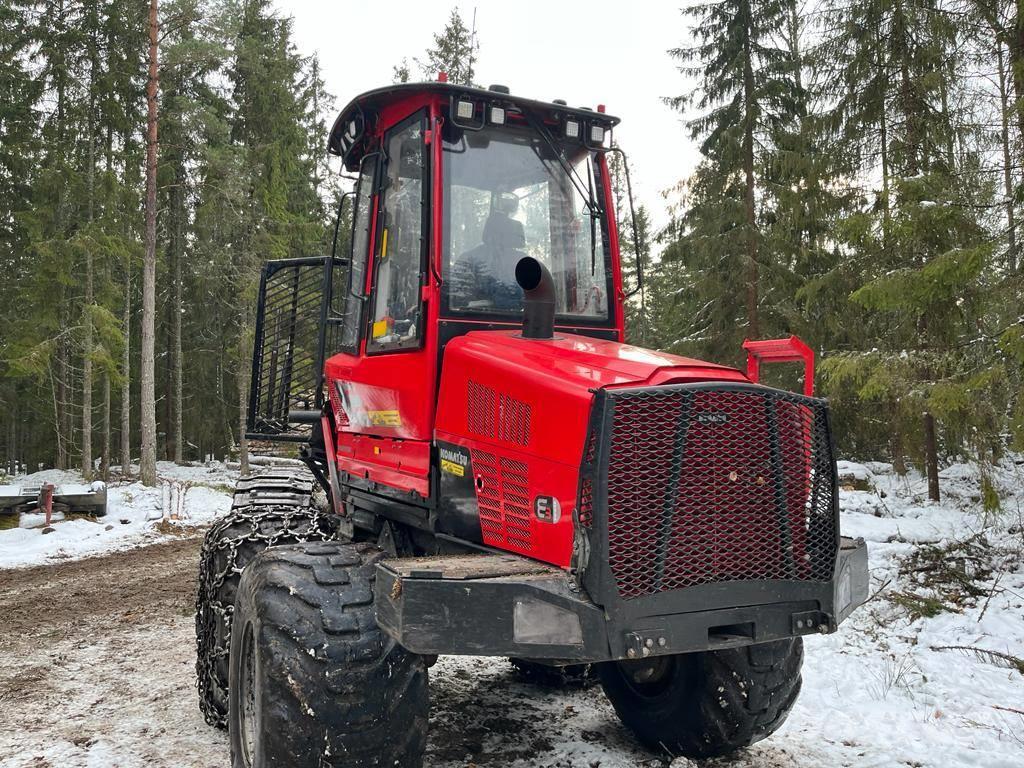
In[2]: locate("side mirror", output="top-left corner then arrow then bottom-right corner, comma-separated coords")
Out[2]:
330,190 -> 355,262
608,147 -> 644,298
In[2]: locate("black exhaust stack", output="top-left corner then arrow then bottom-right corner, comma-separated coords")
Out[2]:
515,257 -> 555,339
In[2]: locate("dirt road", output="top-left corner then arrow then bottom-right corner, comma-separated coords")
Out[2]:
0,536 -> 659,768
0,537 -> 825,768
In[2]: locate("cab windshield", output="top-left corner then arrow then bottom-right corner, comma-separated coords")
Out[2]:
442,124 -> 610,322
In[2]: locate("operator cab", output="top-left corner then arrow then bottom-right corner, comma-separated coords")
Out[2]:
245,83 -> 630,503
328,81 -> 623,354
304,81 -> 626,473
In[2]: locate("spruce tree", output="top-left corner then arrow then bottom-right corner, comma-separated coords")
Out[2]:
226,0 -> 327,472
417,7 -> 477,85
818,0 -> 996,497
664,0 -> 794,361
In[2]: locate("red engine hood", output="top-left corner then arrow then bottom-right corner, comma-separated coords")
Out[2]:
432,330 -> 752,567
434,330 -> 750,471
455,330 -> 748,390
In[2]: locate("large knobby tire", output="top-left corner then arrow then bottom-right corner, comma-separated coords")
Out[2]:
195,471 -> 338,728
598,638 -> 803,759
228,541 -> 429,768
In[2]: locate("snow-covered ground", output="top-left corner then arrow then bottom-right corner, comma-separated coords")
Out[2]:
0,462 -> 237,569
1,457 -> 1022,766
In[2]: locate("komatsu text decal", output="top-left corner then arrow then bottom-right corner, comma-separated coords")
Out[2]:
435,441 -> 482,544
439,446 -> 469,477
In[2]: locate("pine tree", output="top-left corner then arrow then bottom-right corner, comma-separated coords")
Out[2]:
0,0 -> 334,474
225,0 -> 328,472
817,0 -> 997,498
393,58 -> 411,84
415,7 -> 478,85
140,0 -> 160,486
664,0 -> 794,360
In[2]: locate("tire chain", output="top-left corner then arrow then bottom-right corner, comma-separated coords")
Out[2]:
194,471 -> 338,728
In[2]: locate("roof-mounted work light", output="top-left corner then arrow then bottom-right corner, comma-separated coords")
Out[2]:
584,121 -> 610,150
489,106 -> 506,125
564,119 -> 580,139
449,95 -> 485,130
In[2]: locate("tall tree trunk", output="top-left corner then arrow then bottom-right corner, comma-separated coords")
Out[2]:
80,0 -> 100,481
742,17 -> 759,338
54,8 -> 69,471
49,362 -> 64,470
102,372 -> 110,483
877,23 -> 891,250
140,0 -> 159,486
163,295 -> 172,460
999,41 -> 1018,274
895,2 -> 918,177
923,412 -> 940,502
82,250 -> 93,480
172,182 -> 184,464
1010,8 -> 1024,155
238,327 -> 250,477
57,307 -> 70,470
938,61 -> 955,171
121,256 -> 132,477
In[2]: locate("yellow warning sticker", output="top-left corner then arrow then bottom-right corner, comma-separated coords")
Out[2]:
440,458 -> 465,477
367,410 -> 402,427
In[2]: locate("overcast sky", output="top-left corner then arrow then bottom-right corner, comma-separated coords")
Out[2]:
278,1 -> 700,231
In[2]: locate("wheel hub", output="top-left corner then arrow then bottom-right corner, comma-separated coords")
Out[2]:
619,654 -> 675,697
239,623 -> 258,767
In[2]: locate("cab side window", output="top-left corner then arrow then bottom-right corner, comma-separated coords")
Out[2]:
368,113 -> 426,351
337,153 -> 376,351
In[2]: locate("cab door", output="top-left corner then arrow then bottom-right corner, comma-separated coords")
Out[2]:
324,108 -> 435,498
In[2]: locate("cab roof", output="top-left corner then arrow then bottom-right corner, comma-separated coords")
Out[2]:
328,82 -> 621,169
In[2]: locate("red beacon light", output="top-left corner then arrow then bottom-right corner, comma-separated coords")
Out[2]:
437,71 -> 448,83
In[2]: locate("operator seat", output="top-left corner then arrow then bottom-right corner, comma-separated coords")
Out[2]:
452,209 -> 528,310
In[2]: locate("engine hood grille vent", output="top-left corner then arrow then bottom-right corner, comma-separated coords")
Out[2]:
467,380 -> 532,447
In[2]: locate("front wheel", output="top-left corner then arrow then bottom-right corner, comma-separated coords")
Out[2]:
598,638 -> 803,759
194,470 -> 336,728
228,541 -> 429,768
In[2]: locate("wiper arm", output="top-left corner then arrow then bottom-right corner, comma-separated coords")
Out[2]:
523,110 -> 601,218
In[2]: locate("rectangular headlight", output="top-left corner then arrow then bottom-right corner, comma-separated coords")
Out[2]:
456,99 -> 475,120
489,106 -> 505,125
513,598 -> 583,645
565,119 -> 580,139
590,125 -> 605,144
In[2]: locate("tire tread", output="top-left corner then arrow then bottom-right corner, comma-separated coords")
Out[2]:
230,541 -> 428,767
194,470 -> 336,728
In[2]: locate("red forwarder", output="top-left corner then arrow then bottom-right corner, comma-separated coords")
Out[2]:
194,80 -> 869,767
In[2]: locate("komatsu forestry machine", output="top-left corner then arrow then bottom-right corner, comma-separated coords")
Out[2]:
194,80 -> 869,767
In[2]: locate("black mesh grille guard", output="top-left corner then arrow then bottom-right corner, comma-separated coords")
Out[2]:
577,382 -> 840,609
248,257 -> 342,441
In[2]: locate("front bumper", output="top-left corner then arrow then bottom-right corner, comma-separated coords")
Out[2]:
375,535 -> 869,661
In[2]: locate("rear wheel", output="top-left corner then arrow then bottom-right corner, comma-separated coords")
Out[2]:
228,541 -> 429,768
195,470 -> 338,728
598,639 -> 803,759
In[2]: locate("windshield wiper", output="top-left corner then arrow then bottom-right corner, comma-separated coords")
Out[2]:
523,110 -> 602,218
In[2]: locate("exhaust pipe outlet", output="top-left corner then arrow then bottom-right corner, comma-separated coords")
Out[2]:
515,257 -> 555,339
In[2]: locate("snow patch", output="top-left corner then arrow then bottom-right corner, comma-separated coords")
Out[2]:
0,461 -> 237,569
